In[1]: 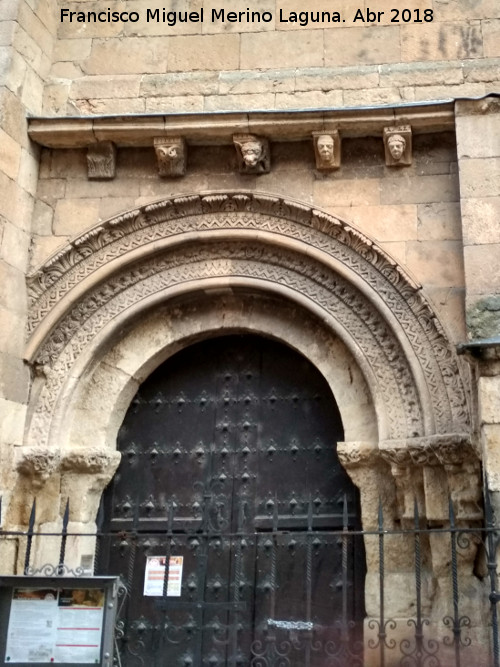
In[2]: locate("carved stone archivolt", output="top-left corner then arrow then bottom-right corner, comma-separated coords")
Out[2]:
25,191 -> 472,458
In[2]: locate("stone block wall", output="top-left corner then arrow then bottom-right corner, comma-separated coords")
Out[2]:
45,0 -> 500,115
0,0 -> 56,539
456,98 -> 500,340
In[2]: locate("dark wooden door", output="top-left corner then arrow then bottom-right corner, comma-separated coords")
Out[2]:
98,335 -> 365,666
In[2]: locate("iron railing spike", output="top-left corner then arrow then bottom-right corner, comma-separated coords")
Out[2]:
448,495 -> 456,528
24,498 -> 37,575
58,499 -> 70,574
95,498 -> 104,531
62,499 -> 70,530
413,497 -> 420,527
28,497 -> 36,531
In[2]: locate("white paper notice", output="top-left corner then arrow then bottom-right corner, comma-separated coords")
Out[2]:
5,589 -> 58,663
143,556 -> 183,596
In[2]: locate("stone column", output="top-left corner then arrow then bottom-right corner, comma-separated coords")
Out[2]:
341,436 -> 485,666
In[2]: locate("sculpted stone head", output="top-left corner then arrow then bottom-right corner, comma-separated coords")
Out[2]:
241,140 -> 263,167
317,134 -> 335,163
387,134 -> 406,162
233,134 -> 270,174
383,126 -> 412,166
313,131 -> 340,170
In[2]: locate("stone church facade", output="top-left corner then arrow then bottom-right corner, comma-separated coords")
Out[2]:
1,0 -> 500,664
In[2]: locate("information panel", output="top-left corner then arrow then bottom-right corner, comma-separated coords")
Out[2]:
0,577 -> 118,667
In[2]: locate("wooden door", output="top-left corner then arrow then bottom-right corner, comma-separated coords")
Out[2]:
98,335 -> 365,666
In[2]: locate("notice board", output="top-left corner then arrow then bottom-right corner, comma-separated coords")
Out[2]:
0,576 -> 119,667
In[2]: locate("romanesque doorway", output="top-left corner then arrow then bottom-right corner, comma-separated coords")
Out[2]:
98,334 -> 365,666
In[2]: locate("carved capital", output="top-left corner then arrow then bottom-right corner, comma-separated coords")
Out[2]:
154,137 -> 187,177
17,449 -> 61,490
233,134 -> 270,174
61,449 -> 121,523
87,141 -> 116,180
312,131 -> 341,170
61,448 -> 121,475
381,435 -> 478,468
337,441 -> 379,468
379,441 -> 413,466
383,125 -> 412,167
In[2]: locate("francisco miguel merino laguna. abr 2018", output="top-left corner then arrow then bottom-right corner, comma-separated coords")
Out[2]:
59,7 -> 349,26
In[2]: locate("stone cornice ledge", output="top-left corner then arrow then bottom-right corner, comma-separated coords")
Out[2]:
28,103 -> 455,149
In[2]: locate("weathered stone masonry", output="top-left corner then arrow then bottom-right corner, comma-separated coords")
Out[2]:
0,0 -> 499,662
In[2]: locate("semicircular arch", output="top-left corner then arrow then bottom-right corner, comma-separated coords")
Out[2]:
24,191 -> 472,453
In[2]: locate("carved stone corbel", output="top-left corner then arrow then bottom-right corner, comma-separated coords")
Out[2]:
17,449 -> 61,491
154,137 -> 187,177
312,131 -> 341,170
233,134 -> 270,174
87,141 -> 116,180
383,125 -> 412,166
60,448 -> 121,523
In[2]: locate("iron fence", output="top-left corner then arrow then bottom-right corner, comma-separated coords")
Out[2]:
1,492 -> 500,667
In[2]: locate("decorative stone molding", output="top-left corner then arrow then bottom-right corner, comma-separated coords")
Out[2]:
383,125 -> 412,167
27,104 -> 456,149
17,449 -> 61,490
24,192 -> 472,453
154,136 -> 187,177
312,131 -> 341,170
233,135 -> 270,174
86,141 -> 116,180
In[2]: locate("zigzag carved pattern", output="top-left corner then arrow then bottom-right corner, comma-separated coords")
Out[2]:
26,193 -> 471,443
29,245 -> 420,447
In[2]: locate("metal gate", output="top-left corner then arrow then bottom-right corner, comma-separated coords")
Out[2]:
97,335 -> 365,666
